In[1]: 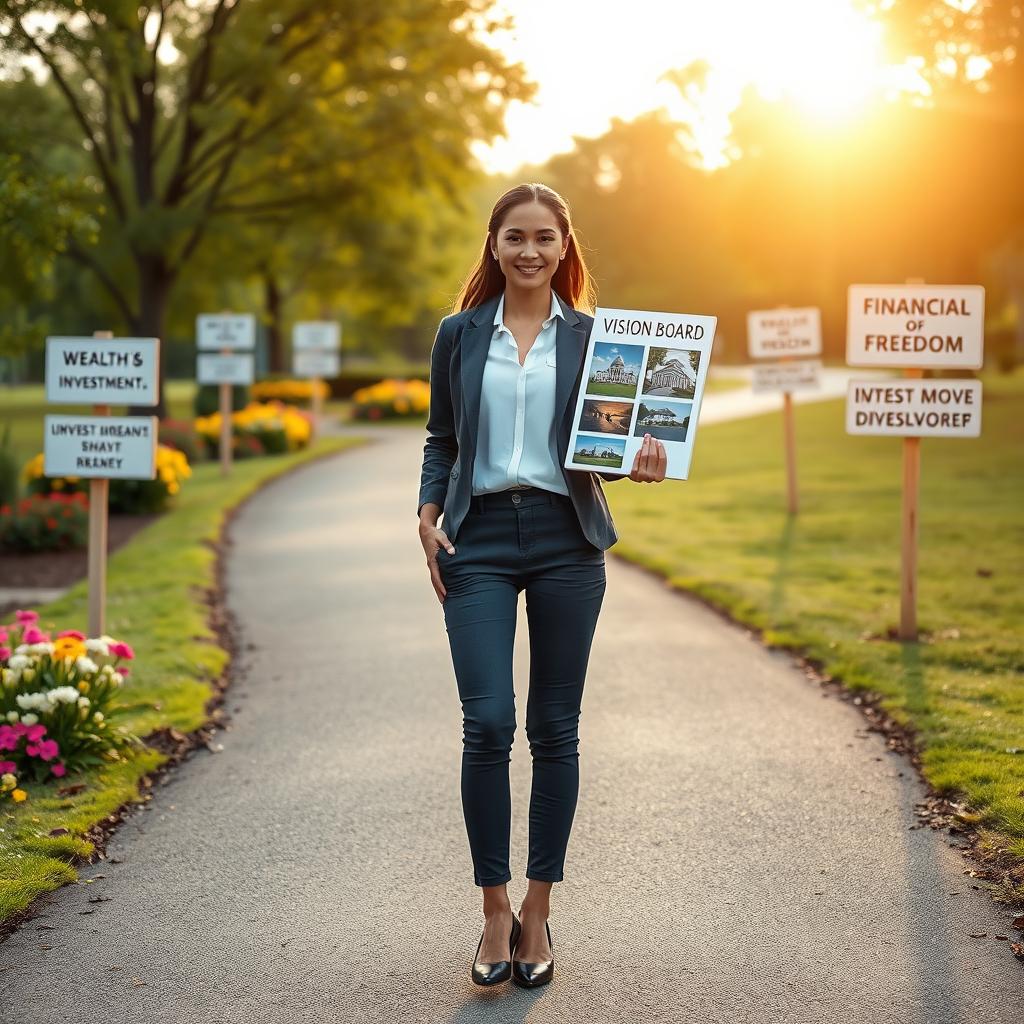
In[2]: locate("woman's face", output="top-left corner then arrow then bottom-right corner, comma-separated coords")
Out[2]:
490,201 -> 567,294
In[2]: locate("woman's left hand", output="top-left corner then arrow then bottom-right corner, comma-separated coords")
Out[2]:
629,433 -> 667,483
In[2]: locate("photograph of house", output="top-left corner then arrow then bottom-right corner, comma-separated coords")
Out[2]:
642,347 -> 700,399
572,433 -> 626,469
634,400 -> 693,442
586,342 -> 643,398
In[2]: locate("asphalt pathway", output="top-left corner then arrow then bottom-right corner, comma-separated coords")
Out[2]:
1,398 -> 1021,1023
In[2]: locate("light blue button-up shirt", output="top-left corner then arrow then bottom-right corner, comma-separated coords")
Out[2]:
471,290 -> 570,497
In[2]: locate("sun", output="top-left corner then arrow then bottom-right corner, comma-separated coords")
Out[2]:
476,0 -> 918,174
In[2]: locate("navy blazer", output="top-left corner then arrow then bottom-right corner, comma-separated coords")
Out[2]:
417,290 -> 621,551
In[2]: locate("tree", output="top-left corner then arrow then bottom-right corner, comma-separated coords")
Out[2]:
0,0 -> 531,412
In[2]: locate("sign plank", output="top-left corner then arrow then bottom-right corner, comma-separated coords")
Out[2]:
197,314 -> 257,350
747,308 -> 821,358
752,360 -> 822,394
44,415 -> 158,478
293,350 -> 340,377
293,321 -> 341,351
45,337 -> 160,406
197,352 -> 255,385
845,379 -> 982,437
847,284 -> 984,369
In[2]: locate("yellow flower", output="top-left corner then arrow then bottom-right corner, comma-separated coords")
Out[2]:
77,680 -> 90,693
12,789 -> 27,802
52,636 -> 87,661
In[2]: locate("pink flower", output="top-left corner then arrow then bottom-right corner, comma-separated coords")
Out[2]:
120,667 -> 131,676
0,727 -> 18,752
11,722 -> 28,736
0,626 -> 8,642
15,609 -> 39,625
0,647 -> 9,661
57,629 -> 86,641
26,724 -> 46,742
26,743 -> 38,757
37,738 -> 60,761
23,626 -> 51,644
108,641 -> 135,660
0,760 -> 15,773
51,762 -> 67,777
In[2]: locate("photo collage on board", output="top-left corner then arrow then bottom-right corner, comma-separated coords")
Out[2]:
570,340 -> 703,472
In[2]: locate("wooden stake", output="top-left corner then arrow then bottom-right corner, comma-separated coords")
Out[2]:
219,346 -> 232,477
87,330 -> 113,638
782,388 -> 798,516
899,366 -> 924,641
311,376 -> 323,439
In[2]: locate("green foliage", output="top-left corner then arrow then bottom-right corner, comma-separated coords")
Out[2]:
0,422 -> 19,504
194,383 -> 250,417
0,492 -> 88,552
0,0 -> 532,387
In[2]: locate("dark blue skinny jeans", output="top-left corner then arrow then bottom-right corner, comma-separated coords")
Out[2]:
436,485 -> 607,886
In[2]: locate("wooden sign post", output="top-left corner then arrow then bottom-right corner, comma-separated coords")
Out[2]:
293,321 -> 341,439
747,307 -> 823,516
845,282 -> 985,641
197,313 -> 257,476
44,332 -> 160,636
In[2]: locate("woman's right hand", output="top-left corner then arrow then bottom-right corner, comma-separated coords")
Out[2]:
420,524 -> 456,604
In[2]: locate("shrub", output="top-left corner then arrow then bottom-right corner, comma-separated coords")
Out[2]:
158,418 -> 204,464
351,378 -> 430,420
0,492 -> 89,552
250,377 -> 328,408
0,423 -> 18,506
194,401 -> 312,458
193,382 -> 250,417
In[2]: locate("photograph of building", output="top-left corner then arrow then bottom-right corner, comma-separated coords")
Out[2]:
634,400 -> 693,442
586,342 -> 643,398
572,433 -> 626,468
642,347 -> 700,399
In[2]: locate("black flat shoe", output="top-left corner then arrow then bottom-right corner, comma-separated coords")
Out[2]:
471,913 -> 521,986
511,919 -> 554,988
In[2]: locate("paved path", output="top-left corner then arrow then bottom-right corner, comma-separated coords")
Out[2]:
2,408 -> 1021,1023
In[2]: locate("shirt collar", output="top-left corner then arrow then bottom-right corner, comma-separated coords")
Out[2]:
493,290 -> 564,331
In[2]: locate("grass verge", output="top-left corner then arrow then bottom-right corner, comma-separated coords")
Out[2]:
0,435 -> 367,933
605,370 -> 1024,908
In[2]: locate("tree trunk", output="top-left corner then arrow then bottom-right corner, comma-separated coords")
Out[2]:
128,257 -> 172,419
264,272 -> 284,373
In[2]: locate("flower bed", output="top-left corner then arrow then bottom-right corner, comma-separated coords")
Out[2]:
350,378 -> 429,420
194,400 -> 312,458
21,445 -> 192,515
0,610 -> 142,803
0,493 -> 89,552
250,378 -> 329,408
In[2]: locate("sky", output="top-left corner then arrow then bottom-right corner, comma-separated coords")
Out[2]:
471,0 -> 945,174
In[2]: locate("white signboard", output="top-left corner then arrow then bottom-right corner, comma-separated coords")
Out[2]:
197,313 -> 257,351
847,285 -> 984,369
845,380 -> 982,437
44,415 -> 158,478
564,306 -> 717,480
197,352 -> 255,385
293,321 -> 341,351
293,350 -> 340,378
45,337 -> 160,406
752,359 -> 822,394
747,308 -> 821,358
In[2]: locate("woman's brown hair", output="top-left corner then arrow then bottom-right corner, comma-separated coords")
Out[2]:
453,182 -> 596,315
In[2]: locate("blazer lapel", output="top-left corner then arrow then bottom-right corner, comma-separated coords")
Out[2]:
553,292 -> 587,435
460,292 -> 501,463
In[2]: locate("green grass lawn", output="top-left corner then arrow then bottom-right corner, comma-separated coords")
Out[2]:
0,435 -> 367,928
605,370 -> 1024,887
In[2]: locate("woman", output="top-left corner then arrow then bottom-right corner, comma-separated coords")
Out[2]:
416,182 -> 667,988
